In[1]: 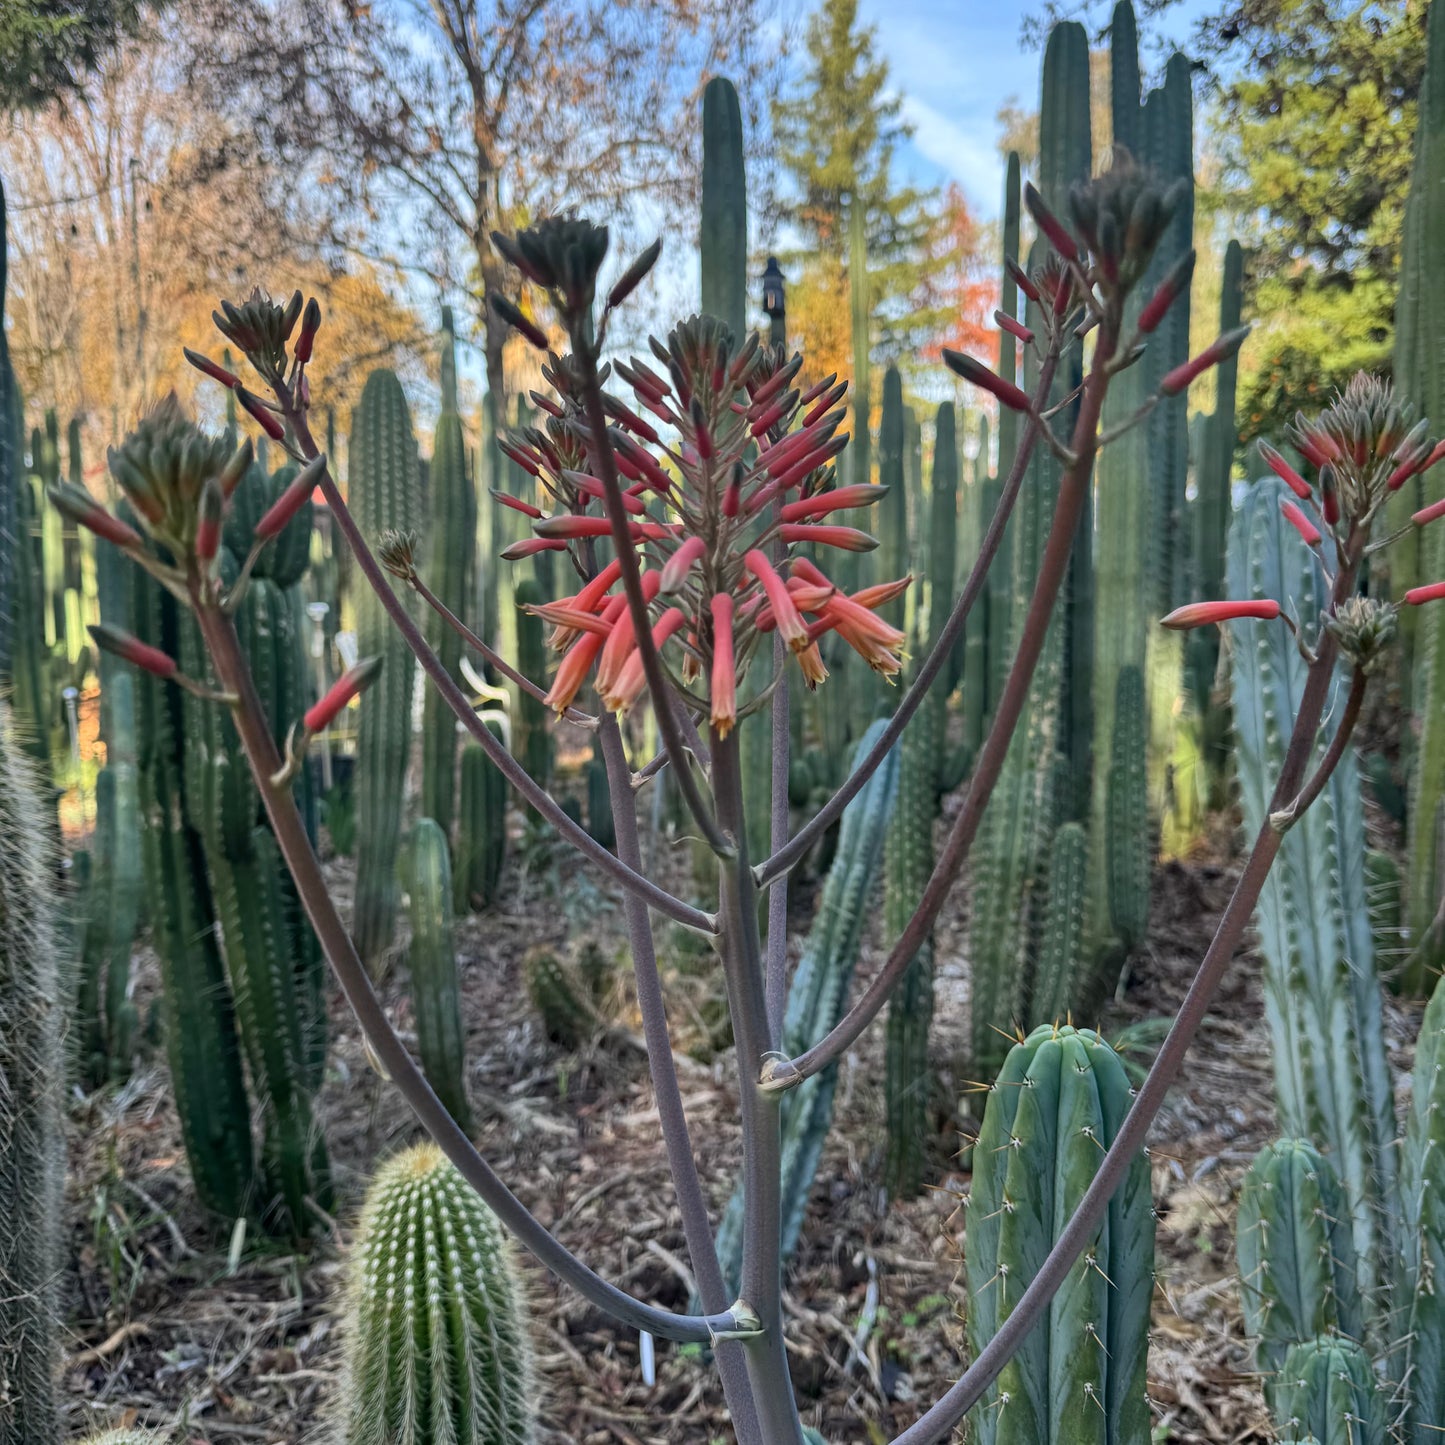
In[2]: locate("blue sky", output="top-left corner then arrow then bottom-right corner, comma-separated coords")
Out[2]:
852,0 -> 1217,219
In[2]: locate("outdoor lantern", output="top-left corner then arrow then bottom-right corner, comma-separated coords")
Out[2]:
761,256 -> 786,348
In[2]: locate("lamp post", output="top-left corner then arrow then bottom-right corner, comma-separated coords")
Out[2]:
761,255 -> 786,352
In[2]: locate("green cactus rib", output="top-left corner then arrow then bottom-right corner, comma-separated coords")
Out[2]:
0,177 -> 14,685
350,369 -> 421,968
12,444 -> 50,767
343,1143 -> 535,1445
1105,664 -> 1151,958
1029,822 -> 1088,1028
1235,1140 -> 1361,1373
512,579 -> 550,802
1228,476 -> 1395,1346
965,1025 -> 1154,1445
715,721 -> 899,1293
422,310 -> 477,839
585,733 -> 615,849
402,819 -> 472,1131
0,702 -> 63,1445
127,548 -> 255,1221
1269,1337 -> 1387,1445
700,75 -> 747,340
1397,969 -> 1445,1441
877,365 -> 907,634
884,696 -> 939,1199
928,402 -> 960,722
455,730 -> 507,912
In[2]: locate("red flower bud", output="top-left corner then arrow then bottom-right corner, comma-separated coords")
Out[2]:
1160,599 -> 1282,630
943,349 -> 1031,413
1137,249 -> 1196,336
1280,500 -> 1321,548
1258,441 -> 1312,500
500,537 -> 568,560
1412,496 -> 1445,529
1320,465 -> 1340,525
780,523 -> 878,552
780,484 -> 887,522
994,309 -> 1034,345
660,535 -> 705,593
218,438 -> 255,498
490,487 -> 544,519
1024,182 -> 1082,261
304,655 -> 383,734
184,347 -> 242,390
1405,581 -> 1445,607
47,483 -> 143,549
89,623 -> 177,679
256,454 -> 325,540
237,387 -> 287,442
294,297 -> 322,364
195,476 -> 225,562
1007,257 -> 1041,305
1160,326 -> 1251,397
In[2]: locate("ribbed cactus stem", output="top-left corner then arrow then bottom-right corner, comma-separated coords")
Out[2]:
512,579 -> 550,801
455,730 -> 507,912
1269,1337 -> 1386,1445
422,311 -> 476,838
402,819 -> 471,1130
350,369 -> 421,969
965,1025 -> 1154,1445
700,77 -> 747,338
1030,821 -> 1088,1026
877,365 -> 907,632
0,176 -> 14,684
524,947 -> 598,1049
343,1143 -> 535,1445
1235,1139 -> 1361,1373
0,701 -> 63,1445
1229,476 -> 1395,1349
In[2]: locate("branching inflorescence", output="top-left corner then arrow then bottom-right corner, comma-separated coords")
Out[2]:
56,139 -> 1445,1443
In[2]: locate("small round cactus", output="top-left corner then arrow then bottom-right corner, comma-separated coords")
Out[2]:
78,1429 -> 169,1445
343,1143 -> 535,1445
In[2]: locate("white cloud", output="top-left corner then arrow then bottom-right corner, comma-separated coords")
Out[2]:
899,94 -> 1007,216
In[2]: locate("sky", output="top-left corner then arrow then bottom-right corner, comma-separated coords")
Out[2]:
849,0 -> 1218,220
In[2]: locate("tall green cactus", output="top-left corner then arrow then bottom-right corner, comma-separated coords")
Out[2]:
1104,665 -> 1150,960
716,722 -> 899,1290
1228,475 -> 1395,1347
455,729 -> 507,912
701,76 -> 747,339
1269,1337 -> 1386,1445
350,369 -> 421,968
11,413 -> 49,767
1396,0 -> 1445,993
1235,1139 -> 1361,1372
0,177 -> 14,686
1030,821 -> 1087,1027
965,1025 -> 1153,1445
512,579 -> 550,800
402,819 -> 471,1131
877,366 -> 907,633
422,308 -> 476,839
0,701 -> 63,1445
342,1143 -> 535,1445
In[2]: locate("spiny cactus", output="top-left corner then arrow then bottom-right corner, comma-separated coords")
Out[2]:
343,1143 -> 535,1445
402,819 -> 471,1131
455,729 -> 507,912
1104,664 -> 1151,959
1030,821 -> 1088,1028
1235,1140 -> 1361,1373
0,177 -> 14,686
524,946 -> 598,1050
10,406 -> 49,767
1229,475 -> 1395,1348
716,720 -> 899,1291
1269,1337 -> 1387,1445
422,308 -> 476,839
0,700 -> 63,1445
877,365 -> 907,634
350,369 -> 421,968
965,1024 -> 1153,1445
585,733 -> 615,849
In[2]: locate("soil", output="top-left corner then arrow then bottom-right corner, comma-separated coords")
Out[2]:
55,791 -> 1423,1445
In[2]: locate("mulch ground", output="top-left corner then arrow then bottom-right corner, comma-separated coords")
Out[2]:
54,787 -> 1423,1445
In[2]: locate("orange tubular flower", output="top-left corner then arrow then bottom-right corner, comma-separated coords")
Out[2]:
1161,599 -> 1282,630
604,608 -> 687,713
745,550 -> 807,652
710,594 -> 737,737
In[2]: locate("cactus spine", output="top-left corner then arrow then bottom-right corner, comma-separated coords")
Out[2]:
1269,1338 -> 1386,1445
965,1025 -> 1153,1445
350,369 -> 421,968
0,701 -> 63,1445
402,819 -> 471,1130
716,721 -> 899,1290
1235,1140 -> 1361,1372
422,308 -> 476,838
455,729 -> 507,911
1228,476 -> 1395,1345
343,1143 -> 535,1445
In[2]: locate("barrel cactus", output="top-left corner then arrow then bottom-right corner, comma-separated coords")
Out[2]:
343,1143 -> 535,1445
965,1024 -> 1154,1445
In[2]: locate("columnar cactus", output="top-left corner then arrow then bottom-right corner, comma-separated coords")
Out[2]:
877,366 -> 907,634
454,729 -> 507,912
1228,475 -> 1395,1345
524,946 -> 599,1049
342,1143 -> 535,1445
0,177 -> 14,685
1269,1337 -> 1387,1445
422,307 -> 476,839
0,700 -> 63,1445
1030,820 -> 1087,1027
700,75 -> 747,339
717,721 -> 899,1289
402,819 -> 471,1130
350,369 -> 421,967
965,1025 -> 1154,1445
1235,1139 -> 1361,1372
1104,664 -> 1150,959
512,579 -> 550,801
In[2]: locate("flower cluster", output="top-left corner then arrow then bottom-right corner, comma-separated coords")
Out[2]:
486,276 -> 911,730
1162,375 -> 1445,639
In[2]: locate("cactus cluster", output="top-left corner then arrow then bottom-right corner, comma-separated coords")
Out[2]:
342,1143 -> 535,1445
455,727 -> 508,912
